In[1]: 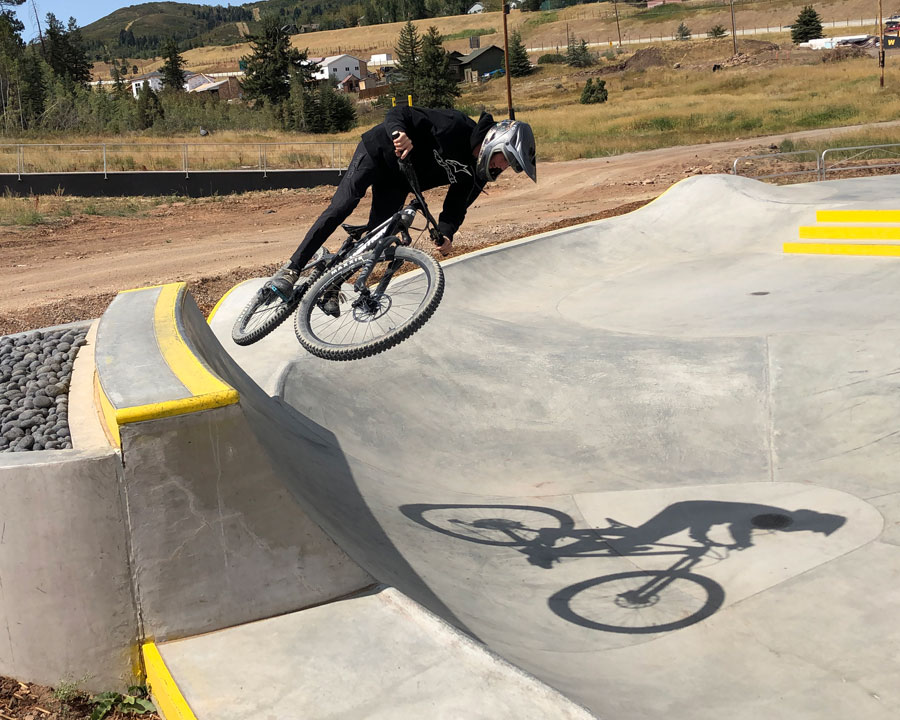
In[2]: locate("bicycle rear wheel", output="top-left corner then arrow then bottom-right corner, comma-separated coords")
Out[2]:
231,252 -> 323,346
294,246 -> 443,361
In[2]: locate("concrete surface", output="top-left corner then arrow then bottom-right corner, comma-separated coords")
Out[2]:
156,585 -> 595,720
0,321 -> 136,690
203,173 -> 900,719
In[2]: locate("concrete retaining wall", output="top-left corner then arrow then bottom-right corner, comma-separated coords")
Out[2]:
0,169 -> 342,197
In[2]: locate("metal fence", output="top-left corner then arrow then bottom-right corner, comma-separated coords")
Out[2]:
0,141 -> 356,179
733,143 -> 900,182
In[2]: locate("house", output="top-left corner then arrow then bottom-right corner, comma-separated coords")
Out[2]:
337,74 -> 360,93
369,53 -> 393,66
130,70 -> 163,98
458,45 -> 506,83
447,50 -> 466,81
188,76 -> 243,100
310,54 -> 368,84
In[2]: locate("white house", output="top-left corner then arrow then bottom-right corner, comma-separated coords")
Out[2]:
310,54 -> 368,84
130,71 -> 164,98
369,53 -> 393,66
467,3 -> 484,13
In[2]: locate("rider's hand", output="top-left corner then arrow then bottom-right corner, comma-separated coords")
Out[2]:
392,131 -> 413,159
437,236 -> 453,256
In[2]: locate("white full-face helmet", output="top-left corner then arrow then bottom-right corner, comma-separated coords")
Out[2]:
476,119 -> 537,185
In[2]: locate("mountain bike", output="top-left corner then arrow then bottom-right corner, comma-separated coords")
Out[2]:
231,159 -> 445,361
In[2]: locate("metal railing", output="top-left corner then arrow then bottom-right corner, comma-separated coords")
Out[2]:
733,143 -> 900,182
0,141 -> 356,179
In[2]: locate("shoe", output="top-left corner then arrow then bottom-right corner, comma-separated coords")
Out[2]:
319,284 -> 341,318
268,264 -> 299,299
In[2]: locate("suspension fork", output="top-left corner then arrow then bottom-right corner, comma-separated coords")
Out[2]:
352,232 -> 401,294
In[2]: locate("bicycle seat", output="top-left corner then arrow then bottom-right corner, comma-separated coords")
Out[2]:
341,223 -> 368,239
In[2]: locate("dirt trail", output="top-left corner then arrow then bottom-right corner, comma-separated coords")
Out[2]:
2,122 -> 896,335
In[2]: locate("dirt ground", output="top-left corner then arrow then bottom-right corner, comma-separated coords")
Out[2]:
0,676 -> 160,720
1,121 -> 897,337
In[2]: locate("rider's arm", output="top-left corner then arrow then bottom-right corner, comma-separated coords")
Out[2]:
437,178 -> 477,242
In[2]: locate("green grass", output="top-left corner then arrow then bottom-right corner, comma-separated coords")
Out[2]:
444,28 -> 495,40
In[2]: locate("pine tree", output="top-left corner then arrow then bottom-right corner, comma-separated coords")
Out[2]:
579,77 -> 608,105
394,20 -> 422,103
707,24 -> 727,39
675,22 -> 691,40
241,15 -> 308,107
791,5 -> 824,43
160,37 -> 186,91
508,30 -> 532,77
565,34 -> 593,68
135,83 -> 164,129
417,26 -> 458,108
17,49 -> 46,128
43,14 -> 91,88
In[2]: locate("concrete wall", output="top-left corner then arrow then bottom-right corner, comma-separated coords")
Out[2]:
0,169 -> 342,198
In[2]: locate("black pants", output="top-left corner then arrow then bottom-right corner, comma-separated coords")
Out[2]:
289,142 -> 409,270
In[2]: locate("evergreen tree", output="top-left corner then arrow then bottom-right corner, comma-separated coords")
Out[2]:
707,24 -> 727,38
135,82 -> 164,129
43,14 -> 91,88
565,34 -> 593,67
394,20 -> 422,103
160,37 -> 186,91
241,15 -> 309,107
417,26 -> 458,108
791,5 -> 824,43
18,49 -> 47,127
675,22 -> 691,40
508,30 -> 532,77
579,77 -> 608,104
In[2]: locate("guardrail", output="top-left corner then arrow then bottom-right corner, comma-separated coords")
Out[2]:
0,141 -> 356,179
733,143 -> 900,182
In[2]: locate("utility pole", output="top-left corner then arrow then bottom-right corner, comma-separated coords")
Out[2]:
879,0 -> 886,87
729,0 -> 737,55
502,2 -> 514,120
613,0 -> 622,48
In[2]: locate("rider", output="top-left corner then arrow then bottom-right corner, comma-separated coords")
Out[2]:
267,105 -> 537,316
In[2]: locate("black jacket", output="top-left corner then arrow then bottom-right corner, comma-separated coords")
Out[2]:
361,106 -> 495,240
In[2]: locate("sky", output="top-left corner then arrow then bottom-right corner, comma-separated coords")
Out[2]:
8,0 -> 213,41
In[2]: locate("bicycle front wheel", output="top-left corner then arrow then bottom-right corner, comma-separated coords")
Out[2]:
294,246 -> 444,361
549,571 -> 725,634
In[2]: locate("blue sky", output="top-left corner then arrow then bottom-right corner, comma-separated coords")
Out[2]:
9,0 -> 212,40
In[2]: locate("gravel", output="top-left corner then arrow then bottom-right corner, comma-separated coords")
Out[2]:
0,323 -> 90,453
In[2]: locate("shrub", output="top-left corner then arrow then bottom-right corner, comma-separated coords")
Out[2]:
707,24 -> 727,39
538,53 -> 566,64
580,78 -> 608,105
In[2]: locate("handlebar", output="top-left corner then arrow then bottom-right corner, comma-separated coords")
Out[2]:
392,131 -> 445,248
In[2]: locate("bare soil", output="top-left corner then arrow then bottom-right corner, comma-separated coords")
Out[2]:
0,676 -> 160,720
1,122 -> 898,337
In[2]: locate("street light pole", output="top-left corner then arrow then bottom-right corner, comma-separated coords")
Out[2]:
502,2 -> 515,120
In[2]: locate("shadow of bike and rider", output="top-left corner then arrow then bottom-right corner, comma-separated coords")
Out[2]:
401,500 -> 846,634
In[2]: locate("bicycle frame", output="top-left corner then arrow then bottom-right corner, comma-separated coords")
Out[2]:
311,160 -> 441,299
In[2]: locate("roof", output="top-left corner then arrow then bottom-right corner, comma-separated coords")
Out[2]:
459,45 -> 503,66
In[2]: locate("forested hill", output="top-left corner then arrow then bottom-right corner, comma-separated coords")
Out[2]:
78,0 -> 494,61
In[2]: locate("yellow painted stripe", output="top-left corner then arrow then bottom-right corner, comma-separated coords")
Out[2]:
142,642 -> 198,720
153,283 -> 236,398
116,391 -> 238,425
784,242 -> 900,257
799,225 -> 900,241
206,282 -> 240,324
817,210 -> 900,223
93,370 -> 121,448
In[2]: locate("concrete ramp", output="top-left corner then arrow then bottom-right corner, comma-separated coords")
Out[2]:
204,174 -> 900,719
